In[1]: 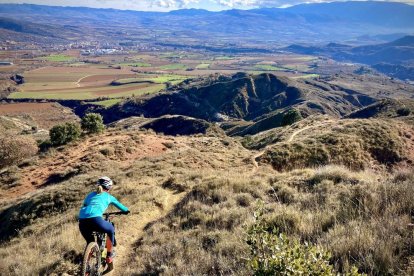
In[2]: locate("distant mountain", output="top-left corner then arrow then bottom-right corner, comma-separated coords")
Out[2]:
372,63 -> 414,81
0,2 -> 414,44
286,1 -> 414,28
0,17 -> 61,37
285,35 -> 414,80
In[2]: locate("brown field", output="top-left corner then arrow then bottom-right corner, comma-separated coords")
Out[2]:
78,74 -> 137,87
0,102 -> 78,129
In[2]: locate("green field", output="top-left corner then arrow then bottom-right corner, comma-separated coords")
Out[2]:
90,98 -> 123,107
40,54 -> 75,62
196,63 -> 210,69
215,56 -> 234,60
159,64 -> 188,70
292,74 -> 320,79
254,64 -> 286,71
115,74 -> 188,85
289,56 -> 319,62
8,83 -> 165,100
120,62 -> 152,67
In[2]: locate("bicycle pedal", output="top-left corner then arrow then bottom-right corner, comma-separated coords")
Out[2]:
102,262 -> 114,275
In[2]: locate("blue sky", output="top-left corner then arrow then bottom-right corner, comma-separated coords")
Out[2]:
1,0 -> 413,11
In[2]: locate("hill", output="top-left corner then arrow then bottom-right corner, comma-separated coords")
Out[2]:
244,116 -> 414,171
81,72 -> 414,136
346,99 -> 414,125
110,115 -> 225,136
1,117 -> 414,275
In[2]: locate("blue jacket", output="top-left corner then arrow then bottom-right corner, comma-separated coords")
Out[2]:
78,192 -> 128,219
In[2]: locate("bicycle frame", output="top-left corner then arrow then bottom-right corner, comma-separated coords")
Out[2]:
81,211 -> 128,276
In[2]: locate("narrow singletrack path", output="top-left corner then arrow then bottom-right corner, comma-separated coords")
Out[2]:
113,189 -> 185,274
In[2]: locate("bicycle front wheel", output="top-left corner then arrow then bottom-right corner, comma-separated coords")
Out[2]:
81,242 -> 101,276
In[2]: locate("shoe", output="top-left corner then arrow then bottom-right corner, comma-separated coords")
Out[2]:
106,250 -> 116,263
103,262 -> 114,275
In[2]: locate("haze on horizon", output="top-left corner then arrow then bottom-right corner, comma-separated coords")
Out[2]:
1,0 -> 414,11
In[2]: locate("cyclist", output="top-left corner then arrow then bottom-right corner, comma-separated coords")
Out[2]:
78,176 -> 129,264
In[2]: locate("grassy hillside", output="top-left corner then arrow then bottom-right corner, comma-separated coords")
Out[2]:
1,114 -> 414,275
244,116 -> 413,171
346,99 -> 414,125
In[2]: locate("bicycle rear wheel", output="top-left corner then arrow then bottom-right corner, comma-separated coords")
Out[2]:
81,242 -> 101,276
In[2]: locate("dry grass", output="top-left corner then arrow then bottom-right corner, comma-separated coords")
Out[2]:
260,119 -> 409,171
0,126 -> 413,275
124,166 -> 414,275
0,135 -> 38,168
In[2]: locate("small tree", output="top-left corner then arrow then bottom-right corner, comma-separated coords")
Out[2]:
49,124 -> 68,146
81,113 -> 105,134
66,122 -> 82,141
49,122 -> 81,146
281,109 -> 302,126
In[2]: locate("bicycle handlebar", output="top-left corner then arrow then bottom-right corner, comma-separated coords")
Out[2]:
103,211 -> 129,216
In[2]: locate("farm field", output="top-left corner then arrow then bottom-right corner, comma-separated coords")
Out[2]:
0,102 -> 78,129
8,65 -> 186,100
4,50 -> 323,104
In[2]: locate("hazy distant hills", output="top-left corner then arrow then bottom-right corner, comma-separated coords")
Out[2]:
0,1 -> 414,44
286,36 -> 414,64
286,36 -> 414,80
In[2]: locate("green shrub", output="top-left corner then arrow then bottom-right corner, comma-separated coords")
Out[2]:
281,109 -> 302,126
81,113 -> 105,134
396,108 -> 410,116
49,122 -> 81,146
246,208 -> 337,276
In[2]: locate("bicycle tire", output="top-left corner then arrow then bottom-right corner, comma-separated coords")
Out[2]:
81,242 -> 101,276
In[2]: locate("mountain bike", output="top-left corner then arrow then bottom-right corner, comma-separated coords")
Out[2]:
81,211 -> 128,276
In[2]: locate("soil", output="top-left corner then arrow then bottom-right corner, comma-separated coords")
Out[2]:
0,133 -> 174,202
0,102 -> 78,129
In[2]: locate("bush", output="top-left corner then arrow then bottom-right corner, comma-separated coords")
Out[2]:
49,122 -> 81,146
81,113 -> 105,134
396,108 -> 410,116
246,208 -> 338,275
0,135 -> 38,168
281,109 -> 302,126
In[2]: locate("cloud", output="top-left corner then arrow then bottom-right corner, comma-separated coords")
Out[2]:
3,0 -> 414,10
216,0 -> 257,7
152,0 -> 201,8
151,0 -> 414,9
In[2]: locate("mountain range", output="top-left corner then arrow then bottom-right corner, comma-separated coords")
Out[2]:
1,1 -> 414,45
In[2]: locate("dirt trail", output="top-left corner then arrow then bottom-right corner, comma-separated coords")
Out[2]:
114,189 -> 184,275
251,120 -> 334,172
1,133 -> 172,202
287,125 -> 314,143
76,75 -> 93,87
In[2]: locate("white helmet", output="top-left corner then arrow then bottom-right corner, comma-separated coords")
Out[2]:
97,176 -> 113,190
